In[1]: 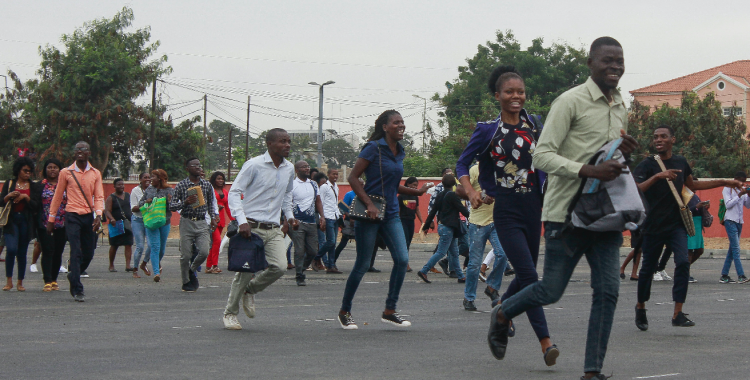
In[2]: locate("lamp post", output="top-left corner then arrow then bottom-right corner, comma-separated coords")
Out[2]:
413,94 -> 427,153
309,80 -> 335,168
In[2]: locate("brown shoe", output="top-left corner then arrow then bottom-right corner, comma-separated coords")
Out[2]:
140,261 -> 151,276
429,267 -> 442,274
312,259 -> 323,272
214,266 -> 222,274
287,263 -> 295,270
326,267 -> 343,274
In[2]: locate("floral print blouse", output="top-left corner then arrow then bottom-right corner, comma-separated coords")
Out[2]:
40,179 -> 66,229
490,118 -> 541,194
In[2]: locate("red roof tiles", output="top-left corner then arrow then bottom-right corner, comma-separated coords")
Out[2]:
630,60 -> 750,94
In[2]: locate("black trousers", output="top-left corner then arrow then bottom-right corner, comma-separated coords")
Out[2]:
38,227 -> 67,283
65,213 -> 96,296
638,228 -> 690,304
401,218 -> 415,251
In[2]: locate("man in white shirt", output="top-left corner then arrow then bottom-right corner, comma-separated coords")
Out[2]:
721,171 -> 750,283
316,169 -> 342,273
289,161 -> 326,286
222,128 -> 298,330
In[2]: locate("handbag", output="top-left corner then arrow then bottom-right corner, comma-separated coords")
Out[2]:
654,155 -> 696,237
111,194 -> 132,232
0,180 -> 15,228
141,197 -> 167,230
348,141 -> 387,223
227,233 -> 268,273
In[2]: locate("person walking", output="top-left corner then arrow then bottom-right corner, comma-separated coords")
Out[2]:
129,173 -> 151,278
318,169 -> 343,274
104,178 -> 133,272
169,158 -> 217,292
417,174 -> 469,283
206,171 -> 233,274
634,125 -> 741,331
337,109 -> 432,330
36,158 -> 68,291
222,128 -> 297,330
720,171 -> 750,284
289,161 -> 325,286
456,65 -> 557,364
2,157 -> 39,292
485,38 -> 639,379
47,141 -> 105,302
333,180 -> 361,267
140,169 -> 174,283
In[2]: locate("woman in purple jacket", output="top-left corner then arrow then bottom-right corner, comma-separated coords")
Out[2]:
455,66 -> 557,366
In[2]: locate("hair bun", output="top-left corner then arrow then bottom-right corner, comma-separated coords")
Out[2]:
488,65 -> 520,94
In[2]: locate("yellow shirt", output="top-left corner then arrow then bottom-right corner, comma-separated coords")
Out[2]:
468,165 -> 494,226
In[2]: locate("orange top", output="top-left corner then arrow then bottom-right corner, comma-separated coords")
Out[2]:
48,162 -> 105,221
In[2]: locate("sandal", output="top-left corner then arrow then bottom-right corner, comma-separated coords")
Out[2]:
43,283 -> 53,292
132,270 -> 141,279
214,266 -> 222,274
51,282 -> 59,291
205,267 -> 215,274
109,268 -> 118,272
17,284 -> 25,292
140,262 -> 151,276
2,284 -> 11,291
154,274 -> 161,283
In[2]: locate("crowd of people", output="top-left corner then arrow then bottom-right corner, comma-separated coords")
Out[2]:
2,36 -> 749,380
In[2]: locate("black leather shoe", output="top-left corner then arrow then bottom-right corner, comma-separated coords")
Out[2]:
487,304 -> 510,360
189,270 -> 199,289
448,271 -> 458,279
484,287 -> 500,302
672,311 -> 695,327
296,279 -> 306,286
417,271 -> 431,284
181,283 -> 196,292
367,267 -> 381,273
463,299 -> 477,311
457,277 -> 466,283
438,259 -> 449,275
635,306 -> 648,331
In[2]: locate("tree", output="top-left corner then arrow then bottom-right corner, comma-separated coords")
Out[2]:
322,138 -> 358,168
205,119 -> 243,172
151,115 -> 205,180
629,92 -> 749,178
2,7 -> 169,171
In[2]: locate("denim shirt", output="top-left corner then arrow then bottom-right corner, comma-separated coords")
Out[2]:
359,138 -> 405,219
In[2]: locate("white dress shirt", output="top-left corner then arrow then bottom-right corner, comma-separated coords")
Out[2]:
319,181 -> 340,220
228,151 -> 295,225
130,185 -> 145,218
722,187 -> 750,224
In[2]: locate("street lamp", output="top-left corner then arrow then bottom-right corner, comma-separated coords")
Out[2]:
309,80 -> 335,168
413,94 -> 427,153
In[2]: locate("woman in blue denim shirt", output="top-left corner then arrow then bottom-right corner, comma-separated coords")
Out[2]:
337,110 -> 432,330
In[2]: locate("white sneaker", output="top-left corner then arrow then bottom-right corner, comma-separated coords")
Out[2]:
59,266 -> 68,273
30,264 -> 38,273
80,271 -> 89,278
223,314 -> 242,330
659,270 -> 672,281
653,271 -> 663,281
242,292 -> 255,319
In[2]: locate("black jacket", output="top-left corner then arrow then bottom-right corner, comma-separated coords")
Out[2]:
423,190 -> 469,233
0,179 -> 42,238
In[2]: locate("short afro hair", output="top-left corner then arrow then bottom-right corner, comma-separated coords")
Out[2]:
589,37 -> 622,57
12,156 -> 35,178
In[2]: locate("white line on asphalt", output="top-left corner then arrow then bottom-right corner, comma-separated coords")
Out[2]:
633,373 -> 680,379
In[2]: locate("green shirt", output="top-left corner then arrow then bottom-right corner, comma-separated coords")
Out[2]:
533,77 -> 627,223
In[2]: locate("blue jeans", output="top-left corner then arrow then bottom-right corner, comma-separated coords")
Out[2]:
420,224 -> 463,279
501,222 -> 622,374
317,228 -> 326,250
131,216 -> 151,265
4,212 -> 31,280
316,218 -> 338,268
722,220 -> 744,277
146,224 -> 170,275
464,223 -> 507,301
341,217 -> 408,312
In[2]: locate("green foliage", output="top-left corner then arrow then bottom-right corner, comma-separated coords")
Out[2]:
150,116 -> 204,180
0,6 -> 170,172
629,92 -> 749,178
322,138 -> 358,168
205,120 -> 244,172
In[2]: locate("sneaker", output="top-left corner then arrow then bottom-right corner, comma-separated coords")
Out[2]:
80,271 -> 89,278
438,258 -> 449,276
30,264 -> 38,273
671,311 -> 695,327
463,299 -> 477,311
688,276 -> 697,283
73,294 -> 85,302
720,275 -> 735,284
659,270 -> 672,281
479,272 -> 487,283
652,271 -> 663,281
543,344 -> 559,367
635,306 -> 648,331
579,375 -> 611,380
381,312 -> 411,327
181,282 -> 196,292
738,275 -> 750,284
223,314 -> 242,330
338,312 -> 358,330
59,266 -> 68,273
296,279 -> 306,286
242,292 -> 255,319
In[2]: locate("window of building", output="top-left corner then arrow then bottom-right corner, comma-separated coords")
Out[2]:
723,107 -> 743,117
717,81 -> 726,90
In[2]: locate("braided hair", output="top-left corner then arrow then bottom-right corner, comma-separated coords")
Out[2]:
487,65 -> 523,94
368,110 -> 401,142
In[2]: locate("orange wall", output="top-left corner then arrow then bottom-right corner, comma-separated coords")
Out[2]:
109,181 -> 744,238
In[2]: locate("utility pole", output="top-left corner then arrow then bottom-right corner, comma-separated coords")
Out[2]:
413,95 -> 427,153
149,79 -> 157,170
246,95 -> 250,161
227,124 -> 233,180
309,81 -> 335,168
203,94 -> 207,142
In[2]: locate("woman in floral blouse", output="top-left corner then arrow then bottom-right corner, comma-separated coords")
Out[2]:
455,66 -> 558,366
36,158 -> 68,292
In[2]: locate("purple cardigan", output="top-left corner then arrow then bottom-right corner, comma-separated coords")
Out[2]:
455,109 -> 546,197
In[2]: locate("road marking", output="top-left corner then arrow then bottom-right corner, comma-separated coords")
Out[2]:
633,373 -> 680,379
364,281 -> 379,284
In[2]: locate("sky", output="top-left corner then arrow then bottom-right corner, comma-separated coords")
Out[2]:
2,0 -> 749,145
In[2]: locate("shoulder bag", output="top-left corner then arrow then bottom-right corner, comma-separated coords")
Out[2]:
68,169 -> 104,234
654,155 -> 696,237
348,141 -> 387,223
111,194 -> 132,233
0,180 -> 16,227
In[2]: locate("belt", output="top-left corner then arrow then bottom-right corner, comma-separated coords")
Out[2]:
184,215 -> 204,221
246,219 -> 279,230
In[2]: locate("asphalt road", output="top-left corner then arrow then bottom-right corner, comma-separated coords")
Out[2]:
2,243 -> 748,380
